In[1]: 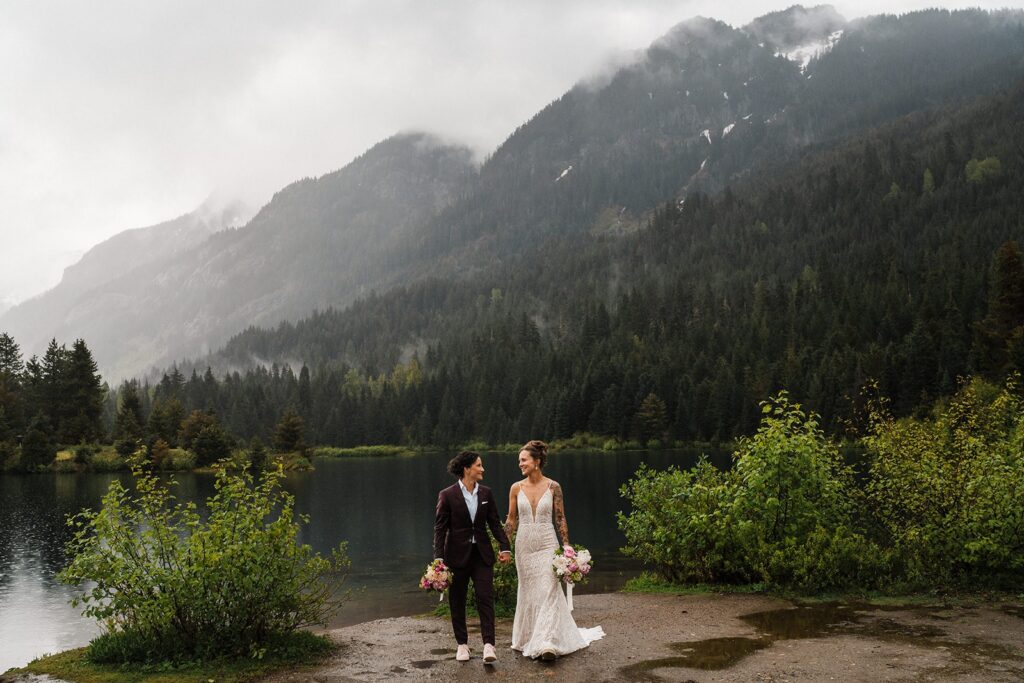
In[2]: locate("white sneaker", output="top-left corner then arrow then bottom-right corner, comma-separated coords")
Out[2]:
483,643 -> 497,664
456,644 -> 470,662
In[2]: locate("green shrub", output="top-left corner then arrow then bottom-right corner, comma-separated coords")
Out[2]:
619,392 -> 883,591
59,456 -> 349,663
863,378 -> 1024,586
73,443 -> 96,463
730,393 -> 859,585
618,460 -> 744,584
88,446 -> 126,471
272,452 -> 313,470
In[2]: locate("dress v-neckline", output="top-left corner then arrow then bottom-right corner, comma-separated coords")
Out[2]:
520,484 -> 550,522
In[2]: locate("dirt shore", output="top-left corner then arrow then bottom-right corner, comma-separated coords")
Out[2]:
263,592 -> 1024,682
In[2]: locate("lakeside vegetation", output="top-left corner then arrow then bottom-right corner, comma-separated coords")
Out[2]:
3,454 -> 351,680
618,378 -> 1024,593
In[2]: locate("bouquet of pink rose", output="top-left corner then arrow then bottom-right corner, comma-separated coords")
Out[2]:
553,544 -> 591,611
552,544 -> 592,586
420,559 -> 454,602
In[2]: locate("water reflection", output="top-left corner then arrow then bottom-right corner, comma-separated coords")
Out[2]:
0,449 -> 723,671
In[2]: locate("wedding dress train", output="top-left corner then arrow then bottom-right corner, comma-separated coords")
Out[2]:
510,486 -> 605,657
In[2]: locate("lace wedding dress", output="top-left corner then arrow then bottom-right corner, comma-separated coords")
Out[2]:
510,484 -> 605,657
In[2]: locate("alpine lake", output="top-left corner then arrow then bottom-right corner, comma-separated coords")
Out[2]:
0,448 -> 727,671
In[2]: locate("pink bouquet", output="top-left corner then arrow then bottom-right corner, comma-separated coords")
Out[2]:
420,559 -> 453,601
553,544 -> 592,586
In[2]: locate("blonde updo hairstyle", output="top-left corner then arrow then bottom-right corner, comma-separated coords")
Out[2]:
521,439 -> 549,469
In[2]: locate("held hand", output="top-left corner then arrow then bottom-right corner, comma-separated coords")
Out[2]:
498,551 -> 512,564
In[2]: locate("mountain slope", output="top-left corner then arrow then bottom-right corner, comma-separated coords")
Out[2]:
0,198 -> 248,359
2,133 -> 476,380
407,8 -> 1024,267
5,7 -> 1023,383
173,76 -> 1024,445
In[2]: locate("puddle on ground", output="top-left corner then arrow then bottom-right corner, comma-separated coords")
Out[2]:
429,648 -> 455,655
409,660 -> 438,669
619,601 -> 1024,682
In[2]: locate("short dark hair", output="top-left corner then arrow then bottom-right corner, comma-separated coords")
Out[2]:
521,440 -> 548,469
448,450 -> 480,478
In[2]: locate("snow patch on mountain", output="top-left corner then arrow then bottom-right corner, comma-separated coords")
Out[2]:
776,29 -> 844,71
556,165 -> 573,182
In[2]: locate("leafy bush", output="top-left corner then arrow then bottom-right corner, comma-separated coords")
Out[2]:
59,456 -> 349,663
73,443 -> 96,463
618,460 -> 744,584
619,393 -> 884,591
863,378 -> 1024,586
87,446 -> 126,472
730,393 -> 871,588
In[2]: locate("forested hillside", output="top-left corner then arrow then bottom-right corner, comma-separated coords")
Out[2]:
142,75 -> 1024,446
6,8 -> 1022,385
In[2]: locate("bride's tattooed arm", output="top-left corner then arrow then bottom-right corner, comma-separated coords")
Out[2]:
504,483 -> 519,538
551,482 -> 570,546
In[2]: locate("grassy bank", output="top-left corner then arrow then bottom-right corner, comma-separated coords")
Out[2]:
311,445 -> 417,458
1,445 -> 313,473
310,434 -> 730,458
5,632 -> 335,683
622,572 -> 1024,608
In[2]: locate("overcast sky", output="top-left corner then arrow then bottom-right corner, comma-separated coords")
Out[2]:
2,1 -> 1020,308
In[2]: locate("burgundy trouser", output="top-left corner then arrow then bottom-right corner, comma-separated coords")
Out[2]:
448,543 -> 495,645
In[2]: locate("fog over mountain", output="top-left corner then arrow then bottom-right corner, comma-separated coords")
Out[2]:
3,5 -> 1024,384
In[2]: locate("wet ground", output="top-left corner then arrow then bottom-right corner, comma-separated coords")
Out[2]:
262,592 -> 1024,682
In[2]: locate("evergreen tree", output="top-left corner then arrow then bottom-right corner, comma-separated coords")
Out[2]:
115,382 -> 145,450
62,339 -> 105,443
21,413 -> 55,469
179,410 -> 233,466
637,392 -> 668,442
0,333 -> 24,440
273,408 -> 306,453
975,241 -> 1024,377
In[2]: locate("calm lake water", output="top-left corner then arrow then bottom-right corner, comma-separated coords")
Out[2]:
0,449 -> 727,671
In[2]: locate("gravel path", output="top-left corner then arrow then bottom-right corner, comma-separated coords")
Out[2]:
264,592 -> 1024,682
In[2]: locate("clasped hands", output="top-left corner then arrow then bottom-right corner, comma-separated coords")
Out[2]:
498,550 -> 512,564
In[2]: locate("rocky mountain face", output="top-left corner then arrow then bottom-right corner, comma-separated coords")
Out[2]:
1,199 -> 249,369
4,7 -> 1023,381
1,134 -> 476,380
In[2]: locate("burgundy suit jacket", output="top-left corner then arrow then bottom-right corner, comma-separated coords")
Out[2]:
433,482 -> 511,568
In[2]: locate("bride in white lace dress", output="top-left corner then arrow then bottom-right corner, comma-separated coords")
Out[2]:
505,440 -> 604,660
